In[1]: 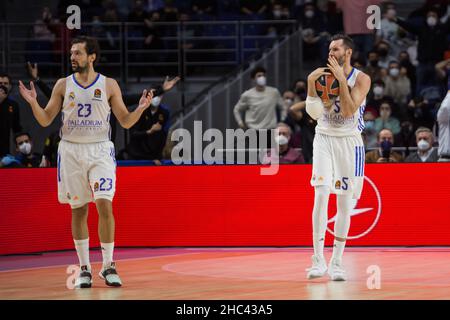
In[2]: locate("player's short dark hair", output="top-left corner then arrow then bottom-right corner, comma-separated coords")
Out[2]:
330,33 -> 354,51
14,132 -> 31,144
71,36 -> 101,65
251,66 -> 266,79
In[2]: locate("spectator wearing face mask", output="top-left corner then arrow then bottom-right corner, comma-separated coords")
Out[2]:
375,41 -> 397,70
374,101 -> 401,136
281,90 -> 296,120
405,127 -> 438,162
0,132 -> 44,168
263,122 -> 304,164
384,61 -> 411,106
126,85 -> 170,164
376,2 -> 405,57
364,50 -> 384,82
365,128 -> 404,163
366,79 -> 396,113
362,108 -> 378,148
299,2 -> 329,62
0,73 -> 22,158
293,79 -> 307,101
394,8 -> 450,93
233,66 -> 285,130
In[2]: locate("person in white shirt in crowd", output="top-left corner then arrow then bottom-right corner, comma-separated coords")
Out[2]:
405,127 -> 438,162
233,66 -> 285,130
384,60 -> 411,106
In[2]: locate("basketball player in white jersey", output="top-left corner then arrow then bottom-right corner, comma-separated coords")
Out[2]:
305,34 -> 371,281
18,36 -> 154,288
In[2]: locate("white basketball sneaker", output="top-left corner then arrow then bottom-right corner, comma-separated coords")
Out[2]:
328,258 -> 347,281
306,255 -> 328,279
74,265 -> 92,289
99,262 -> 122,287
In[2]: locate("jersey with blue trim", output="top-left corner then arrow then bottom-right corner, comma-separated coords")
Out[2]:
60,73 -> 111,143
316,67 -> 366,137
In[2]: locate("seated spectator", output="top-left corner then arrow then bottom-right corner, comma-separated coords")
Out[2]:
375,40 -> 396,69
405,127 -> 438,162
287,100 -> 316,163
362,108 -> 378,148
406,95 -> 437,130
0,73 -> 22,158
281,90 -> 296,120
374,101 -> 401,135
292,78 -> 307,101
0,132 -> 45,168
384,60 -> 411,106
126,85 -> 170,163
233,66 -> 284,131
398,50 -> 417,96
263,123 -> 305,164
366,79 -> 396,113
364,50 -> 384,82
365,128 -> 404,163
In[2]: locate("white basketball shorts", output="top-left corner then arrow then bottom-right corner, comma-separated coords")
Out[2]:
310,133 -> 365,199
57,140 -> 116,209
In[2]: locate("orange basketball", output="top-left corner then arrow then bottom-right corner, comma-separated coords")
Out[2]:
315,73 -> 340,105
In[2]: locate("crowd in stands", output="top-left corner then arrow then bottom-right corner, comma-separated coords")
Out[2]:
1,0 -> 449,167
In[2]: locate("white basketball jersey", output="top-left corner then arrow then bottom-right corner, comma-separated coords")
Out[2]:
60,73 -> 111,143
315,68 -> 366,137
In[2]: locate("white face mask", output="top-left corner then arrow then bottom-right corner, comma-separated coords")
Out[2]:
151,96 -> 161,107
273,10 -> 282,18
284,98 -> 293,107
427,16 -> 437,27
417,139 -> 430,151
256,76 -> 266,87
275,134 -> 289,146
389,68 -> 400,77
305,10 -> 314,18
19,142 -> 32,155
373,86 -> 384,96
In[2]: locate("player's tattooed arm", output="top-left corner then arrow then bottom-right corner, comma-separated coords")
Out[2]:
18,78 -> 65,127
108,78 -> 153,129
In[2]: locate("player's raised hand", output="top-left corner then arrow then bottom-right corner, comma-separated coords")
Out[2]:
162,75 -> 181,92
18,80 -> 38,105
307,67 -> 331,82
138,89 -> 153,111
327,57 -> 346,83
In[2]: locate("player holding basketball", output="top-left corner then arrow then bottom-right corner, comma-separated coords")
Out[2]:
18,36 -> 155,288
305,34 -> 371,281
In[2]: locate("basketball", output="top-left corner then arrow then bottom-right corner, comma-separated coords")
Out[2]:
315,73 -> 340,105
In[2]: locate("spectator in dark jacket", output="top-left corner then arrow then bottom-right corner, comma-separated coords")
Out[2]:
405,127 -> 438,162
0,73 -> 22,157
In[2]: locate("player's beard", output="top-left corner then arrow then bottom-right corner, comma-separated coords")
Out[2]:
72,62 -> 88,74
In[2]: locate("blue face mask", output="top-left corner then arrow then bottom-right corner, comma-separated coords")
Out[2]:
365,120 -> 375,130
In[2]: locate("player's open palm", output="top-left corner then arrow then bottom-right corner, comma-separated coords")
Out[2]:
138,89 -> 153,111
19,80 -> 37,105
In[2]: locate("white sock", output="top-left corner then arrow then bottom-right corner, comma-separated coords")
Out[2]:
312,186 -> 330,258
101,242 -> 114,268
331,194 -> 352,261
74,238 -> 90,269
331,240 -> 346,262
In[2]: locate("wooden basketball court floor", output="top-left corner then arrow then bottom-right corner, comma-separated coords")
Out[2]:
1,247 -> 449,300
